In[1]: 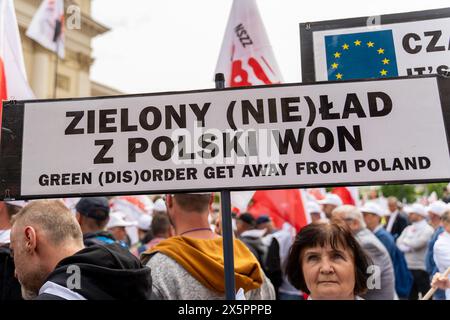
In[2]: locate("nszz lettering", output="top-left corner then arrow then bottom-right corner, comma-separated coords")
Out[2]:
235,23 -> 253,48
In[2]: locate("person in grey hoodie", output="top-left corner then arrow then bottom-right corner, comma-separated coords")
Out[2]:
397,204 -> 435,299
332,205 -> 396,300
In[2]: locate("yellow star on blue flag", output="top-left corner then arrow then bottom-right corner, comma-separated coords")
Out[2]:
325,30 -> 398,80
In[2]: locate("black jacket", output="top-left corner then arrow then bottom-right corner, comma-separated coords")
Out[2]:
83,231 -> 117,247
0,244 -> 22,300
389,211 -> 409,240
35,243 -> 153,300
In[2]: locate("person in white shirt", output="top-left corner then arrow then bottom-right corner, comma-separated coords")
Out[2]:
397,203 -> 434,299
433,210 -> 450,300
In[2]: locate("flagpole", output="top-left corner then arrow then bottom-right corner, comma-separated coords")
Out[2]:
215,73 -> 236,300
53,41 -> 59,99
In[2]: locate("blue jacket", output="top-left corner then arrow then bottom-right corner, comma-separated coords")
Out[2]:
375,227 -> 413,298
425,226 -> 444,275
425,226 -> 446,300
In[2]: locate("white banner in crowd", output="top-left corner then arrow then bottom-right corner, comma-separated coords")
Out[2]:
1,76 -> 449,199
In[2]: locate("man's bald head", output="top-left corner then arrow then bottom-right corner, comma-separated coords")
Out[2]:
13,200 -> 83,247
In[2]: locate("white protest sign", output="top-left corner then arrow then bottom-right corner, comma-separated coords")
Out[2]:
300,8 -> 450,82
1,76 -> 449,199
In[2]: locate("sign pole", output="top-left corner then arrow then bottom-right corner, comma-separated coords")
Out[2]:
215,73 -> 236,300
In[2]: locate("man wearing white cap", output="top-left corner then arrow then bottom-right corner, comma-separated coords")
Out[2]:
318,194 -> 343,220
0,200 -> 27,300
396,203 -> 434,299
106,211 -> 137,248
425,201 -> 448,300
131,214 -> 154,257
306,201 -> 325,224
361,202 -> 413,299
153,198 -> 167,215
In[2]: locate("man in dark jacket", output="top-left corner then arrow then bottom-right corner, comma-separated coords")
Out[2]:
75,197 -> 117,247
236,213 -> 268,268
0,200 -> 27,300
10,200 -> 153,300
385,197 -> 409,240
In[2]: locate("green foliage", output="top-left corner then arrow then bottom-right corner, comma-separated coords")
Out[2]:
422,183 -> 449,199
380,184 -> 416,203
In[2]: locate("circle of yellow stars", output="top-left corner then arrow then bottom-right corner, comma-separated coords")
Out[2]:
331,39 -> 391,80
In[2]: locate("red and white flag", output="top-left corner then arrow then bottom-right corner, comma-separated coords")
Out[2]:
26,0 -> 65,59
215,0 -> 282,87
0,0 -> 35,121
217,1 -> 307,230
332,186 -> 360,206
247,189 -> 308,233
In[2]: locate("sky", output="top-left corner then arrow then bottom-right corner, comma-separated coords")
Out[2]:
90,0 -> 450,94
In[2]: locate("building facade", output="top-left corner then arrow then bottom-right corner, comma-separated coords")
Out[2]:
15,0 -> 121,99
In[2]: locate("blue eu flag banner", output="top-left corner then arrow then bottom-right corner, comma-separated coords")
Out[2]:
325,30 -> 398,81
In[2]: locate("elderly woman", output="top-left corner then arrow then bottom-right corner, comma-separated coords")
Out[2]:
285,222 -> 371,300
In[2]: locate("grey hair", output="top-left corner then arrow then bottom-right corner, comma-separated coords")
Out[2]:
333,204 -> 367,229
442,210 -> 450,224
12,200 -> 83,247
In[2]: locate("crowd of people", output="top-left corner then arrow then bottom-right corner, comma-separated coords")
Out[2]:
0,186 -> 449,300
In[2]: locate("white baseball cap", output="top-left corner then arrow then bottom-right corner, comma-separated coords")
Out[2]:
306,201 -> 321,213
360,202 -> 385,217
137,214 -> 152,231
106,211 -> 137,229
318,194 -> 343,207
427,201 -> 448,217
153,198 -> 167,212
408,203 -> 427,217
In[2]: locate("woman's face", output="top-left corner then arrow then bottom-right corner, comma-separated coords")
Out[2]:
301,243 -> 356,300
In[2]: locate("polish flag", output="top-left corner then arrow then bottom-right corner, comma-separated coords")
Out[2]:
306,188 -> 326,201
215,0 -> 282,87
247,189 -> 308,232
0,0 -> 35,127
332,187 -> 360,206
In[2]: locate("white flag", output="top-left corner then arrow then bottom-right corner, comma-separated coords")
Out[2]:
216,0 -> 283,213
0,0 -> 34,102
26,0 -> 65,59
215,0 -> 282,87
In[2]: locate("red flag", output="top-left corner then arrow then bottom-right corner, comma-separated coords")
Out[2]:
0,57 -> 6,101
247,190 -> 307,232
307,188 -> 326,201
331,187 -> 359,205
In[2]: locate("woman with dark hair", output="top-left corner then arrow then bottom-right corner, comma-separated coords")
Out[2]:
285,222 -> 371,300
